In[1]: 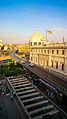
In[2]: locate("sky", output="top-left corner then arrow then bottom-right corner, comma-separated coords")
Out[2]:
0,0 -> 67,44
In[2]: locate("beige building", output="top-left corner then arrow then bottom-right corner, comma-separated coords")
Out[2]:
3,43 -> 29,53
15,43 -> 29,53
0,40 -> 3,50
4,44 -> 9,51
29,30 -> 67,75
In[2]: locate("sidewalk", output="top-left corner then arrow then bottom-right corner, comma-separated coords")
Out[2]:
0,78 -> 22,119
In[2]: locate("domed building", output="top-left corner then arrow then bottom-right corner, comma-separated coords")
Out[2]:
29,29 -> 48,65
30,29 -> 47,46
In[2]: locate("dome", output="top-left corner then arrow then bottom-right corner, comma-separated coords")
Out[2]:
30,29 -> 43,43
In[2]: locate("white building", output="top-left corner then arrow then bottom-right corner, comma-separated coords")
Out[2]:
29,30 -> 67,77
0,40 -> 3,50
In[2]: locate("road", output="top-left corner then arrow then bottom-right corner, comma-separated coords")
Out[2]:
0,95 -> 22,119
10,50 -> 67,96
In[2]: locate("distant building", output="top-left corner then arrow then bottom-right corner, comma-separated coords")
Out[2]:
15,43 -> 29,53
29,30 -> 67,75
4,44 -> 9,51
0,40 -> 3,50
3,43 -> 29,54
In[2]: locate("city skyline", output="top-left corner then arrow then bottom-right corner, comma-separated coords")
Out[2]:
0,0 -> 67,44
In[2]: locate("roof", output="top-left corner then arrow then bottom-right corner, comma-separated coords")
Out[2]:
30,29 -> 43,43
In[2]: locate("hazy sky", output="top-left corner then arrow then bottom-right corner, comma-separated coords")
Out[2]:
0,0 -> 67,44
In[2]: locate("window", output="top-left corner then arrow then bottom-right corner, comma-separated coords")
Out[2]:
51,61 -> 53,67
62,64 -> 64,71
44,50 -> 46,53
39,42 -> 41,45
62,50 -> 64,55
57,50 -> 59,54
48,50 -> 49,54
41,50 -> 43,53
30,42 -> 32,46
56,62 -> 58,69
34,42 -> 37,45
52,50 -> 54,54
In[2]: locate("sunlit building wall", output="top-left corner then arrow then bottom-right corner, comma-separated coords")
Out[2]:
30,30 -> 67,74
4,44 -> 9,51
3,43 -> 29,53
0,40 -> 3,50
14,43 -> 29,53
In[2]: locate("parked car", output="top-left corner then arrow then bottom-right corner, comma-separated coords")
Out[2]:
29,63 -> 34,67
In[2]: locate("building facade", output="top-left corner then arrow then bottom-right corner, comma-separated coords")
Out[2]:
3,43 -> 29,53
29,30 -> 67,75
0,40 -> 3,50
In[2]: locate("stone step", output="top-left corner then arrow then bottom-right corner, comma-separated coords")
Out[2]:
14,83 -> 31,88
23,96 -> 44,103
12,81 -> 29,86
10,79 -> 27,84
20,92 -> 40,99
26,100 -> 49,109
33,109 -> 59,119
17,89 -> 36,95
30,105 -> 54,115
16,86 -> 34,92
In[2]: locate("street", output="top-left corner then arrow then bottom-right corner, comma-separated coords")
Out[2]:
0,95 -> 22,119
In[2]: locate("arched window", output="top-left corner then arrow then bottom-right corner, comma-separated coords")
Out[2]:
52,50 -> 54,54
62,50 -> 64,55
51,61 -> 53,67
62,64 -> 64,70
57,50 -> 59,54
30,42 -> 32,46
39,42 -> 41,45
41,50 -> 43,53
34,42 -> 37,45
56,62 -> 58,69
48,50 -> 49,54
44,50 -> 46,53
